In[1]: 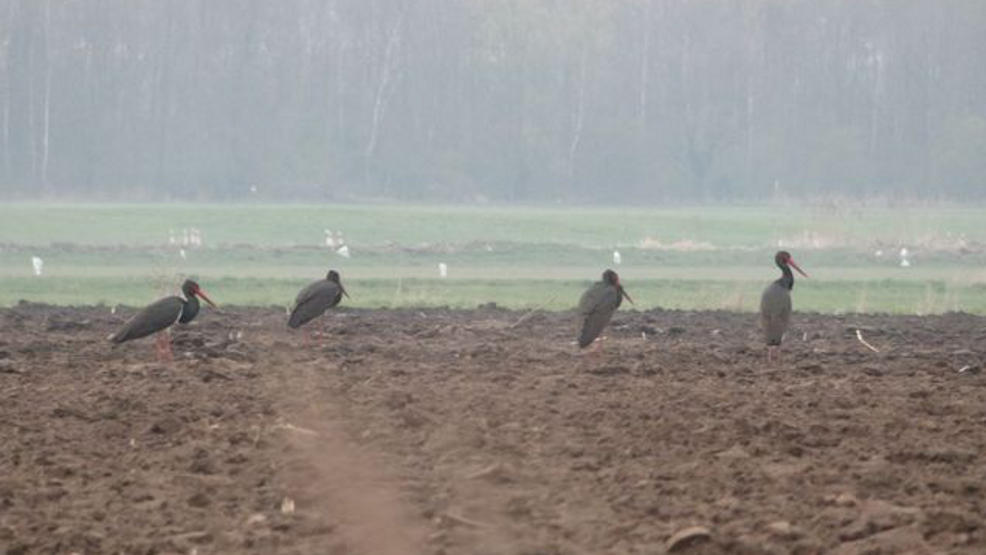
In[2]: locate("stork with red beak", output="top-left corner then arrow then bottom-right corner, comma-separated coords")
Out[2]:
108,279 -> 218,362
577,269 -> 633,354
759,251 -> 808,363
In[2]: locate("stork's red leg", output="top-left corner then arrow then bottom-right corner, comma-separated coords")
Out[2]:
766,345 -> 779,364
579,339 -> 603,356
154,332 -> 166,362
164,329 -> 174,362
153,330 -> 174,363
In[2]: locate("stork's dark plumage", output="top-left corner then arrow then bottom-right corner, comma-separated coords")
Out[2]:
109,279 -> 218,361
288,270 -> 348,330
759,251 -> 808,363
577,269 -> 633,352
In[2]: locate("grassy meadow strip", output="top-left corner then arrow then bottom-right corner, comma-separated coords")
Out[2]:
3,203 -> 986,248
2,276 -> 984,315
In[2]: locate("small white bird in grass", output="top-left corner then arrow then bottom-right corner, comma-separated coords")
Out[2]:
325,229 -> 345,249
31,256 -> 43,276
438,263 -> 448,278
336,245 -> 350,258
899,247 -> 911,268
613,250 -> 622,265
190,228 -> 203,247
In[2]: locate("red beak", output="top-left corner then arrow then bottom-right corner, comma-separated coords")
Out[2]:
788,258 -> 808,278
621,287 -> 634,305
195,287 -> 218,307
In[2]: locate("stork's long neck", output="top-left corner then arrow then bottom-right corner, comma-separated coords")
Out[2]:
178,291 -> 200,323
777,263 -> 795,290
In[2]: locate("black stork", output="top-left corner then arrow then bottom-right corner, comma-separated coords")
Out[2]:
577,269 -> 633,353
108,279 -> 218,361
288,270 -> 349,333
759,250 -> 808,363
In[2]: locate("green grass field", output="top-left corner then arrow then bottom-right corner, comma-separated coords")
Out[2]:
3,203 -> 986,248
2,202 -> 985,313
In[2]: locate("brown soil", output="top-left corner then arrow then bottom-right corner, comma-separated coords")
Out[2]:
2,303 -> 985,554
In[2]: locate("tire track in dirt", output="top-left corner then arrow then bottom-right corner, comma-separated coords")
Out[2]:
272,353 -> 430,555
268,331 -> 551,555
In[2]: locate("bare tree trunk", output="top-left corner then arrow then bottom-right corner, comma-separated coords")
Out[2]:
744,4 -> 761,189
745,76 -> 754,186
335,20 -> 344,142
1,79 -> 8,186
40,0 -> 51,190
363,12 -> 403,185
26,1 -> 36,186
638,0 -> 651,127
567,45 -> 587,182
868,41 -> 886,159
0,0 -> 13,186
154,3 -> 176,192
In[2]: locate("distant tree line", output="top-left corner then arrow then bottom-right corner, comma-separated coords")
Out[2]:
0,0 -> 984,202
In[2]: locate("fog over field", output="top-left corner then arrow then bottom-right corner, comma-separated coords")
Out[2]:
0,1 -> 984,202
1,2 -> 985,311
